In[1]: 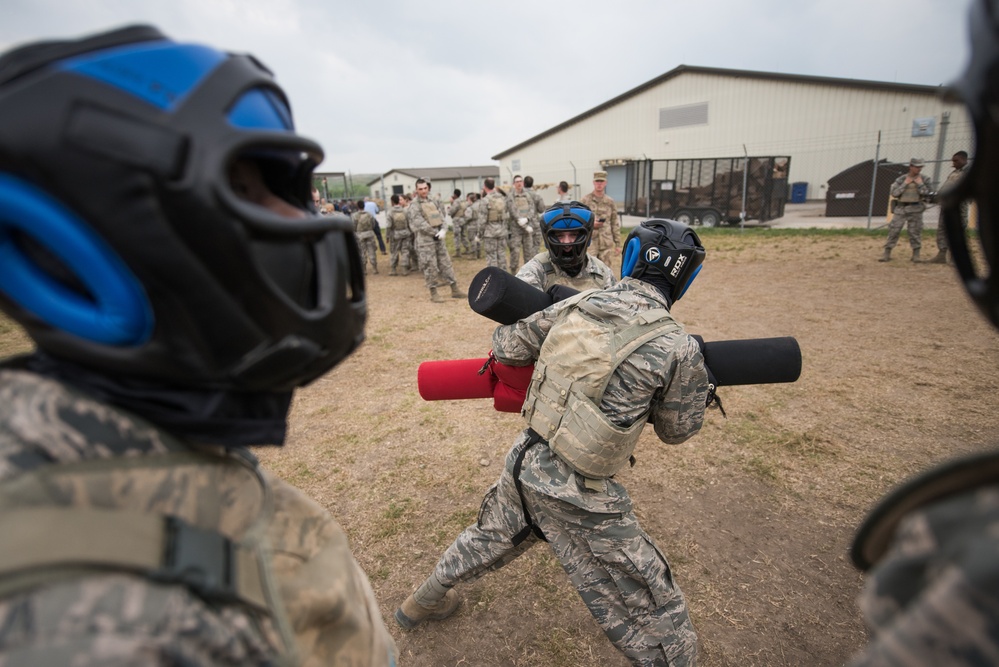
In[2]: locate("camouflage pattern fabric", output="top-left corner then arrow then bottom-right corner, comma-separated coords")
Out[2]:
480,192 -> 509,239
507,191 -> 540,272
526,188 -> 546,257
506,226 -> 533,275
516,252 -> 617,293
352,211 -> 379,273
426,277 -> 706,665
936,165 -> 971,252
0,370 -> 397,667
448,199 -> 472,256
409,196 -> 458,289
885,174 -> 933,251
387,205 -> 412,274
483,238 -> 508,272
849,484 -> 999,666
581,192 -> 621,269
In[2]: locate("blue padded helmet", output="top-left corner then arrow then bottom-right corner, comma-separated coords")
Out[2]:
540,201 -> 594,274
0,25 -> 365,391
621,219 -> 705,304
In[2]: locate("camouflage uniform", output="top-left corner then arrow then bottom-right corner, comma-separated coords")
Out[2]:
448,198 -> 472,257
525,187 -> 547,257
936,163 -> 971,253
423,278 -> 708,666
408,194 -> 458,291
466,199 -> 483,259
516,251 -> 617,292
506,189 -> 541,274
352,210 -> 379,274
850,467 -> 999,665
480,191 -> 510,272
886,173 -> 934,252
386,205 -> 413,276
0,370 -> 396,666
581,192 -> 621,271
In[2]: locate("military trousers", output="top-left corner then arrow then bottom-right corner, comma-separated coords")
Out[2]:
357,234 -> 378,273
936,201 -> 970,253
430,431 -> 697,666
884,205 -> 924,251
390,233 -> 413,273
482,237 -> 508,272
415,234 -> 457,290
507,227 -> 533,274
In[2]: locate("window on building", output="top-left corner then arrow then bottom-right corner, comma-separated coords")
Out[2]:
511,159 -> 521,171
659,102 -> 708,130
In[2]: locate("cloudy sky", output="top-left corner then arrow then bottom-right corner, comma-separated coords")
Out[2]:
3,0 -> 975,175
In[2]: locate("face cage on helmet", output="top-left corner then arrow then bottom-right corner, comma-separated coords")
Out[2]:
541,203 -> 593,271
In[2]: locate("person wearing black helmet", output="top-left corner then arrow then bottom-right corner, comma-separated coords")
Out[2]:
849,1 -> 999,664
515,201 -> 617,293
396,219 -> 709,666
0,25 -> 395,665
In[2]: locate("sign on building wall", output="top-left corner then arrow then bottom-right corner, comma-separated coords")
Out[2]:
912,117 -> 935,137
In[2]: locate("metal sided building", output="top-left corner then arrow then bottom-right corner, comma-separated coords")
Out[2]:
367,166 -> 499,202
491,65 -> 971,212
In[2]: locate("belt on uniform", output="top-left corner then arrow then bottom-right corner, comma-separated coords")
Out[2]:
511,429 -> 548,546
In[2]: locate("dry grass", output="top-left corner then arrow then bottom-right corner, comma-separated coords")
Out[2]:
3,229 -> 999,665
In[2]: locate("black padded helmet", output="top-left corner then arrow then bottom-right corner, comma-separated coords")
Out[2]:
621,219 -> 705,304
539,201 -> 594,274
0,25 -> 365,391
940,0 -> 999,329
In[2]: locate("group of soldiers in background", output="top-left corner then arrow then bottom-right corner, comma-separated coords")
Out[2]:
331,171 -> 626,303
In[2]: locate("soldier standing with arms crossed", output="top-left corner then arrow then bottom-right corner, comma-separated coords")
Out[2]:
582,170 -> 622,271
408,178 -> 465,302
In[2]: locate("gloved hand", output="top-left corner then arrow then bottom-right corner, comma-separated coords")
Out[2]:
435,228 -> 447,240
473,235 -> 480,244
525,225 -> 533,234
517,217 -> 528,228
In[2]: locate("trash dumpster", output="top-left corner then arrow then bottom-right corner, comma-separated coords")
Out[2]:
790,182 -> 808,204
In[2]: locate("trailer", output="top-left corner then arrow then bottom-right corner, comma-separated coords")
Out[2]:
623,156 -> 791,226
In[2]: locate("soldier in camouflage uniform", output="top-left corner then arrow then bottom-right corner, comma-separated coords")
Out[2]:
480,177 -> 511,272
397,220 -> 710,666
386,194 -> 413,276
524,176 -> 547,257
506,175 -> 541,274
582,171 -> 622,272
516,201 -> 617,292
849,4 -> 999,662
408,178 -> 465,302
880,158 -> 934,262
929,151 -> 971,264
352,199 -> 379,274
0,26 -> 395,666
448,188 -> 472,258
466,192 -> 483,259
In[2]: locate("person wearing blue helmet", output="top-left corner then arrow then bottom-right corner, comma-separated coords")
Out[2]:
397,219 -> 709,666
849,0 -> 999,664
0,25 -> 395,665
515,201 -> 616,292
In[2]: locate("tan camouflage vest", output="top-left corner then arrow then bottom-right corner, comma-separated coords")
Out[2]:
486,194 -> 506,223
389,207 -> 410,234
898,181 -> 921,203
523,292 -> 679,478
419,200 -> 444,228
453,200 -> 468,220
353,211 -> 375,237
537,251 -> 606,291
512,193 -> 533,219
0,443 -> 299,665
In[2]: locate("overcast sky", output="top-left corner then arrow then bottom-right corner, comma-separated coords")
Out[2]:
3,0 -> 975,175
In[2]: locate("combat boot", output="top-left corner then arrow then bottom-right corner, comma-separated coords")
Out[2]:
429,287 -> 445,303
911,248 -> 921,263
878,248 -> 892,262
929,250 -> 947,264
395,589 -> 461,630
401,268 -> 410,276
450,282 -> 467,299
389,269 -> 397,276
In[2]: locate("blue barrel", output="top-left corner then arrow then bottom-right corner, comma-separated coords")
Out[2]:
790,182 -> 808,203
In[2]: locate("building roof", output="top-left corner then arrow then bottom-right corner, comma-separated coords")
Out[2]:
491,65 -> 943,159
366,165 -> 499,186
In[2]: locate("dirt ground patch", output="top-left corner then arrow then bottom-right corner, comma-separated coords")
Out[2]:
5,229 -> 998,666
